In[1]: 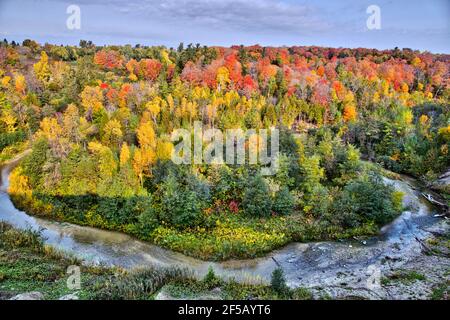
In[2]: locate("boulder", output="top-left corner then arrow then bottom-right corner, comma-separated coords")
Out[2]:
9,291 -> 44,300
59,293 -> 79,300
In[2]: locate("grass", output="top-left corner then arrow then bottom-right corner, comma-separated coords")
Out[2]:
381,270 -> 427,286
0,222 -> 114,299
430,282 -> 449,300
160,275 -> 314,300
426,232 -> 450,256
0,141 -> 28,165
91,267 -> 193,300
0,222 -> 313,300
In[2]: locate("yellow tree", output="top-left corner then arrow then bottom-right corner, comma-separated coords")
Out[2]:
49,61 -> 69,89
132,148 -> 145,184
160,49 -> 173,66
63,104 -> 80,143
137,120 -> 156,149
79,116 -> 97,149
156,136 -> 174,161
216,66 -> 230,92
0,109 -> 17,132
343,92 -> 357,122
102,119 -> 123,148
80,86 -> 104,113
119,142 -> 131,167
1,75 -> 11,88
39,117 -> 70,157
33,51 -> 51,83
145,97 -> 163,124
136,120 -> 157,174
14,74 -> 26,95
39,117 -> 63,141
88,141 -> 117,180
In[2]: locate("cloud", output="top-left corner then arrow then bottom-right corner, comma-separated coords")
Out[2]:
65,0 -> 332,34
2,0 -> 448,52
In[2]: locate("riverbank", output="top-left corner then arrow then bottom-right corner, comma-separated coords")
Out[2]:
0,142 -> 29,166
0,222 -> 313,300
1,221 -> 448,300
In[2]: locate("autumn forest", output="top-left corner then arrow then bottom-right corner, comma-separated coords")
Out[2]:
0,40 -> 448,264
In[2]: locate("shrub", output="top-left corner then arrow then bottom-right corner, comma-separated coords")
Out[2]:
291,287 -> 313,300
0,130 -> 26,151
203,266 -> 220,288
96,195 -> 154,227
242,175 -> 272,217
392,191 -> 404,213
22,138 -> 49,187
331,173 -> 399,227
270,267 -> 289,296
158,174 -> 209,229
210,165 -> 243,203
93,267 -> 191,300
137,203 -> 159,236
0,222 -> 44,252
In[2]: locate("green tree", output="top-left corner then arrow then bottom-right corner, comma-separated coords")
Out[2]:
158,174 -> 209,228
271,267 -> 289,297
242,175 -> 272,217
272,187 -> 295,215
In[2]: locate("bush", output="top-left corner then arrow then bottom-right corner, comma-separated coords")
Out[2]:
0,222 -> 44,252
203,266 -> 220,288
270,267 -> 289,297
392,191 -> 404,213
0,130 -> 26,151
96,195 -> 154,227
291,287 -> 313,300
93,267 -> 191,300
331,173 -> 399,227
137,203 -> 159,236
158,174 -> 209,229
210,165 -> 246,203
242,175 -> 272,217
22,138 -> 49,187
272,187 -> 295,215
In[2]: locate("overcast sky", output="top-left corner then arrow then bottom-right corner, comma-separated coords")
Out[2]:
0,0 -> 448,53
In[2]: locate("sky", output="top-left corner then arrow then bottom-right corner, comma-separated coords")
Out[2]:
0,0 -> 449,53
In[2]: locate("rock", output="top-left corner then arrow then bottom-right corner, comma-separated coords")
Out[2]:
0,291 -> 15,300
155,286 -> 222,300
59,293 -> 79,300
9,291 -> 44,300
211,287 -> 222,294
154,290 -> 177,300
